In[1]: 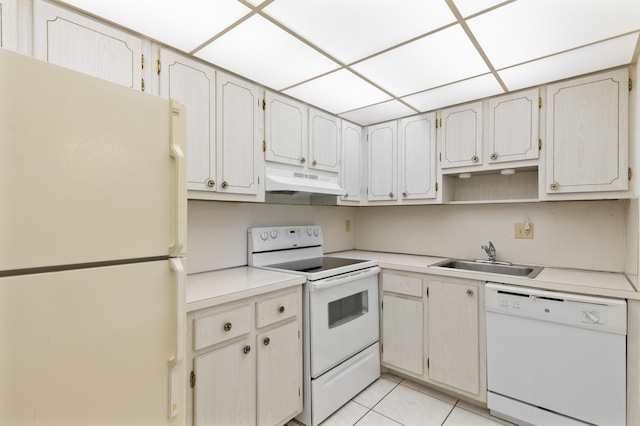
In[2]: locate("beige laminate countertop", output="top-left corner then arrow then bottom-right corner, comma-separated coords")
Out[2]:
328,250 -> 640,300
186,267 -> 306,312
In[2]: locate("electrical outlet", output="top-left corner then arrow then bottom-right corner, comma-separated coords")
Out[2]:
515,223 -> 534,239
345,219 -> 351,232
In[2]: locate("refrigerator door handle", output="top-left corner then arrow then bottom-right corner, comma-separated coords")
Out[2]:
168,257 -> 186,418
170,100 -> 186,257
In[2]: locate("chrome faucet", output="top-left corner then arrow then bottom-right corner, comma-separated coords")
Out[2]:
481,241 -> 496,263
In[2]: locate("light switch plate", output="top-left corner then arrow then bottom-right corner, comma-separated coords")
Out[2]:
515,223 -> 534,239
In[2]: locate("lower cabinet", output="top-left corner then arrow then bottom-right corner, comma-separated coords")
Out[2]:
187,286 -> 302,426
381,270 -> 486,403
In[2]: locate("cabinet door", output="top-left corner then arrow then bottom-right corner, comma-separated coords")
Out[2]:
309,108 -> 341,172
0,0 -> 17,51
428,279 -> 480,395
340,121 -> 363,202
440,101 -> 483,169
265,91 -> 307,167
193,338 -> 256,426
546,69 -> 629,194
257,320 -> 302,426
33,0 -> 146,90
159,48 -> 216,192
382,294 -> 424,376
368,121 -> 397,201
487,88 -> 539,163
217,72 -> 264,195
399,113 -> 437,201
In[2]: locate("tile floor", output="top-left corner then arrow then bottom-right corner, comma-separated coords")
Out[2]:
289,374 -> 515,426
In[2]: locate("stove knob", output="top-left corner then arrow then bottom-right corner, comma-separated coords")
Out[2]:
307,229 -> 313,236
260,231 -> 268,241
270,230 -> 278,239
313,229 -> 319,237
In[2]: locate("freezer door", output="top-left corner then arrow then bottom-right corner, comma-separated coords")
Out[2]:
0,49 -> 186,271
0,259 -> 186,425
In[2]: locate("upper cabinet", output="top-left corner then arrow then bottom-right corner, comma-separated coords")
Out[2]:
308,108 -> 341,173
339,121 -> 364,204
0,0 -> 18,51
367,121 -> 397,202
439,101 -> 483,169
544,68 -> 629,197
33,0 -> 148,90
486,88 -> 540,164
265,92 -> 307,168
398,113 -> 438,202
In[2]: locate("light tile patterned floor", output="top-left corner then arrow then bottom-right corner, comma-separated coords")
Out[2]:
289,374 -> 515,426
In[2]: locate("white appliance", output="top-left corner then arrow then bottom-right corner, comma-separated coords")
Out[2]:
486,283 -> 627,426
248,226 -> 380,426
0,48 -> 187,425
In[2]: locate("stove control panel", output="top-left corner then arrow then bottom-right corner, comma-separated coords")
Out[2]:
249,226 -> 323,253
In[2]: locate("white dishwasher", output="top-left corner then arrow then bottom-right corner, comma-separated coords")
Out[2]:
486,283 -> 627,426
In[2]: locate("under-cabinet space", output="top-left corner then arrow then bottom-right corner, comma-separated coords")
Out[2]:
442,169 -> 539,204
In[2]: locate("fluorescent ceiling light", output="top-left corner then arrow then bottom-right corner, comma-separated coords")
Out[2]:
340,100 -> 416,126
402,74 -> 503,112
59,0 -> 250,52
352,25 -> 490,97
499,33 -> 639,91
263,0 -> 455,64
283,69 -> 391,114
195,15 -> 339,91
468,0 -> 640,69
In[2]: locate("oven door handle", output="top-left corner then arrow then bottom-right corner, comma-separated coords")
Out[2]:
310,266 -> 380,292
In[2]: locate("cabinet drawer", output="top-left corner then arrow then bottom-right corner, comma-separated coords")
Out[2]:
256,291 -> 299,328
193,304 -> 252,350
383,273 -> 423,297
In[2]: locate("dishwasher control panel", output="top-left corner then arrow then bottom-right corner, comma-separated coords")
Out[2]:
486,283 -> 627,335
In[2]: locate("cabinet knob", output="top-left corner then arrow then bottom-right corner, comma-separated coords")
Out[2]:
243,345 -> 251,354
402,192 -> 408,198
388,192 -> 394,198
550,182 -> 559,190
490,153 -> 498,161
207,179 -> 215,188
466,289 -> 474,296
279,306 -> 285,313
471,155 -> 479,163
223,322 -> 232,332
263,337 -> 270,346
221,181 -> 228,189
312,159 -> 317,166
300,157 -> 306,164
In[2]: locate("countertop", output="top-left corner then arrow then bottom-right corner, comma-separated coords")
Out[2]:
327,250 -> 640,300
186,266 -> 306,312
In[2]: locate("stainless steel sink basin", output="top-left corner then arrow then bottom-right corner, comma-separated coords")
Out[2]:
430,259 -> 544,278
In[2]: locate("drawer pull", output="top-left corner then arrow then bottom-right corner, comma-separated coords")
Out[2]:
263,337 -> 270,346
466,289 -> 474,296
243,345 -> 251,354
279,306 -> 285,313
223,322 -> 232,332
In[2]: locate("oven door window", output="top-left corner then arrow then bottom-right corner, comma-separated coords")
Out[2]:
328,290 -> 368,328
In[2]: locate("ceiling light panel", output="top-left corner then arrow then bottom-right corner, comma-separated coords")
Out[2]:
451,0 -> 508,17
402,73 -> 503,112
352,24 -> 490,97
499,33 -> 640,91
195,15 -> 339,91
283,69 -> 391,114
468,0 -> 640,69
340,100 -> 416,126
263,0 -> 456,64
59,0 -> 250,53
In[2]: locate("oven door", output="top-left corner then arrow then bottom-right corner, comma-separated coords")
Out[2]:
308,267 -> 380,378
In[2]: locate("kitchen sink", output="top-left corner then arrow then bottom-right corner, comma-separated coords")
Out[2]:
430,259 -> 544,278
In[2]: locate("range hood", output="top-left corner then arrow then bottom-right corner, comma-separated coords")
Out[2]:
265,167 -> 346,197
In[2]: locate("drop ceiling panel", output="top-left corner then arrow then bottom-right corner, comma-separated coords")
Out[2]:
499,33 -> 640,91
59,0 -> 250,52
340,100 -> 416,126
283,69 -> 392,115
263,0 -> 456,64
194,15 -> 340,91
468,0 -> 640,69
352,24 -> 490,97
451,0 -> 509,17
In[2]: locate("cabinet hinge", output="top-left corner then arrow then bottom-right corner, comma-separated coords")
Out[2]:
435,118 -> 439,129
381,343 -> 383,353
262,141 -> 266,152
299,387 -> 301,397
629,167 -> 633,181
298,330 -> 301,339
262,99 -> 266,110
381,301 -> 383,310
538,97 -> 542,108
141,78 -> 145,92
538,139 -> 542,150
439,152 -> 442,162
435,182 -> 439,192
141,54 -> 145,69
426,287 -> 429,297
427,358 -> 430,369
190,371 -> 196,388
156,59 -> 161,75
630,78 -> 633,92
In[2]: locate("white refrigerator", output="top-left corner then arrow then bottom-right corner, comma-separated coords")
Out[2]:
0,48 -> 187,425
